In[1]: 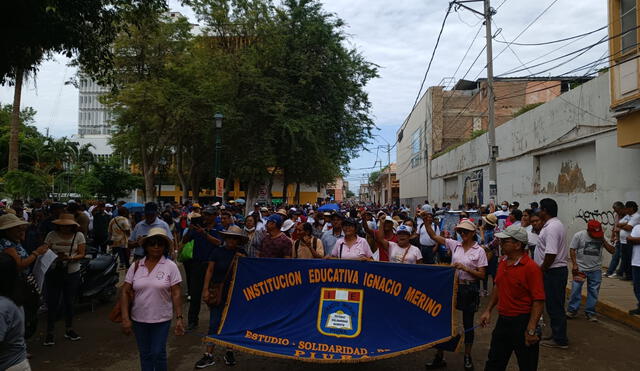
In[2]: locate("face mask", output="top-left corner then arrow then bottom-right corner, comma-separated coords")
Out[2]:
501,205 -> 508,211
319,220 -> 325,225
244,226 -> 255,233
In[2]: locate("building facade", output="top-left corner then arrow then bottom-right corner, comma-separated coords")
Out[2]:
77,75 -> 113,136
396,76 -> 592,211
608,0 -> 640,147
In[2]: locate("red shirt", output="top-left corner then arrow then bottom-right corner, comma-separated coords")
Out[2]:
495,254 -> 545,317
376,233 -> 397,262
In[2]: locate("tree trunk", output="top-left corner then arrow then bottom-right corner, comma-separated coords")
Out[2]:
8,68 -> 24,171
143,169 -> 156,203
245,178 -> 256,216
175,144 -> 189,202
281,172 -> 289,206
266,167 -> 277,204
190,166 -> 201,203
295,182 -> 301,205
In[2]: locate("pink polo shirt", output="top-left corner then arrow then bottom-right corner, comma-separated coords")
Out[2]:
125,256 -> 182,323
444,238 -> 488,281
331,236 -> 374,260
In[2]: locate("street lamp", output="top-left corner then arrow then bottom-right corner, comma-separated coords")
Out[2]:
214,113 -> 224,202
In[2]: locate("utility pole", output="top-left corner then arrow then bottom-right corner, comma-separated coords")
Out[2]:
452,0 -> 498,204
484,0 -> 498,204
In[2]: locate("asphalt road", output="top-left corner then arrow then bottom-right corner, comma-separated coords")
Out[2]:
26,291 -> 640,371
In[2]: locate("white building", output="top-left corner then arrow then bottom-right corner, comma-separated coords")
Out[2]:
77,75 -> 112,136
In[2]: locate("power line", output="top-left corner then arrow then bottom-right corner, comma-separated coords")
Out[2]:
494,25 -> 607,46
412,3 -> 454,110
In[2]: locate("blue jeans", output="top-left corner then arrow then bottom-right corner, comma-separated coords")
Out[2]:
633,266 -> 640,307
543,266 -> 568,346
606,242 -> 621,276
132,321 -> 171,371
568,270 -> 602,315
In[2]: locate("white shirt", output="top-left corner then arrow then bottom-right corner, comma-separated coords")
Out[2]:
526,225 -> 539,249
418,222 -> 440,246
631,225 -> 640,267
621,212 -> 640,244
534,217 -> 568,268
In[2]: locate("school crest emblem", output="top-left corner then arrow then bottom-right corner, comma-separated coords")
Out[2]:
317,288 -> 363,338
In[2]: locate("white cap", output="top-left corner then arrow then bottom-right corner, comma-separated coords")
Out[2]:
280,219 -> 295,232
421,204 -> 433,214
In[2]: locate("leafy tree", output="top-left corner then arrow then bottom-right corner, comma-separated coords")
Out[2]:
82,159 -> 143,201
3,170 -> 49,199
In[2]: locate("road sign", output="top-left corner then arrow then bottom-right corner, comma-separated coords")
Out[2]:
216,178 -> 224,198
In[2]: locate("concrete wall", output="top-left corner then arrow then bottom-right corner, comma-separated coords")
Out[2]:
427,72 -> 640,264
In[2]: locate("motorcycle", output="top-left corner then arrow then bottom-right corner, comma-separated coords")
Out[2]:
78,245 -> 119,305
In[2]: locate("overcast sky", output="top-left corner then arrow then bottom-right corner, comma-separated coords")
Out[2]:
0,0 -> 608,192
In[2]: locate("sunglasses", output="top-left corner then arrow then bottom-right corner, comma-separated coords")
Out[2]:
457,229 -> 474,235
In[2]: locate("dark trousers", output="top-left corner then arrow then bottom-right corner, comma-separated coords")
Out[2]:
183,260 -> 193,298
620,243 -> 633,279
45,270 -> 81,334
132,320 -> 171,371
484,314 -> 539,371
187,261 -> 209,326
632,266 -> 640,307
420,245 -> 436,264
113,246 -> 130,269
543,266 -> 568,345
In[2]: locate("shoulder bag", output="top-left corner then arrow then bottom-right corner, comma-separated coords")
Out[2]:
109,260 -> 140,323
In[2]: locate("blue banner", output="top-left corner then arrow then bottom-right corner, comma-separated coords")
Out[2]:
207,257 -> 457,362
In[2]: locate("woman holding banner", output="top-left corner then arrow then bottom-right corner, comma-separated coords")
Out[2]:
196,226 -> 247,369
423,217 -> 488,371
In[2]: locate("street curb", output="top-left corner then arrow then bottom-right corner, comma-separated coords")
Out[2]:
566,288 -> 640,331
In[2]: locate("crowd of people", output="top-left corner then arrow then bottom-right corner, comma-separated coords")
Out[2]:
0,196 -> 639,371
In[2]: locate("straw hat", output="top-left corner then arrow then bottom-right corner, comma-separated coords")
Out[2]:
455,219 -> 477,231
482,214 -> 498,227
276,209 -> 288,218
220,225 -> 249,243
140,227 -> 173,247
52,213 -> 80,227
0,214 -> 28,230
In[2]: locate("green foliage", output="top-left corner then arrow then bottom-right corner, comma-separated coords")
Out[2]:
513,103 -> 544,118
346,189 -> 355,199
2,170 -> 49,199
470,129 -> 487,139
0,0 -> 168,85
85,159 -> 143,201
368,170 -> 381,184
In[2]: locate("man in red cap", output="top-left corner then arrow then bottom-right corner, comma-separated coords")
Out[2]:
566,220 -> 615,321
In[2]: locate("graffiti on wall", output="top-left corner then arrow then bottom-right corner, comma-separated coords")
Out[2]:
574,209 -> 616,226
462,169 -> 483,206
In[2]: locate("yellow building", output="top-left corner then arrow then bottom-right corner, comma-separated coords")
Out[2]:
609,0 -> 640,147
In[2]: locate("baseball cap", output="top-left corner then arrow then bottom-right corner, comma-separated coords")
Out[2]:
266,214 -> 283,228
455,219 -> 476,231
421,204 -> 433,214
495,225 -> 529,244
587,220 -> 604,239
397,225 -> 413,234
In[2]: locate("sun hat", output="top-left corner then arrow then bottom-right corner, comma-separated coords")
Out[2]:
280,219 -> 295,232
141,227 -> 173,247
260,207 -> 269,212
482,213 -> 498,227
52,213 -> 80,227
495,225 -> 529,244
397,225 -> 413,234
0,214 -> 28,230
587,220 -> 604,239
220,225 -> 250,243
276,209 -> 288,218
455,219 -> 477,232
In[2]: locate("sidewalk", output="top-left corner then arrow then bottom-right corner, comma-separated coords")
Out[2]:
566,271 -> 640,330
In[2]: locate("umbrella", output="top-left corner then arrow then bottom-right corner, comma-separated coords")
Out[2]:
122,202 -> 144,211
234,199 -> 246,204
318,203 -> 340,212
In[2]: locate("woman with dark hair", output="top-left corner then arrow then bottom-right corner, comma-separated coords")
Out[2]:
293,223 -> 324,259
109,207 -> 131,270
43,214 -> 86,346
121,228 -> 184,371
0,254 -> 31,370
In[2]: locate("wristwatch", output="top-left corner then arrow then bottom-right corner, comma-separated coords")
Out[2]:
527,329 -> 536,336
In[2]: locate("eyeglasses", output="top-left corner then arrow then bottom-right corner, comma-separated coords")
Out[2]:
458,229 -> 473,235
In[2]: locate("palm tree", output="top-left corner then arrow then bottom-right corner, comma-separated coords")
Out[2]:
7,67 -> 24,171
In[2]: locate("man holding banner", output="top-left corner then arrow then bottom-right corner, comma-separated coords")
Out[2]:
480,225 -> 545,371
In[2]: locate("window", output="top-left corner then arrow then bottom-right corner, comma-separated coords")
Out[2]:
410,128 -> 422,168
621,0 -> 637,54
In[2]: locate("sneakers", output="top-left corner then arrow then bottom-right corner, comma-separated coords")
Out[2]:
540,340 -> 568,349
566,310 -> 577,319
606,273 -> 618,278
64,329 -> 81,341
224,351 -> 237,366
585,313 -> 598,322
425,353 -> 447,369
629,308 -> 640,315
195,354 -> 215,369
464,354 -> 474,370
43,334 -> 55,346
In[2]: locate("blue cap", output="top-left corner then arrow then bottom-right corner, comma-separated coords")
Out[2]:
397,225 -> 413,234
266,214 -> 283,228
